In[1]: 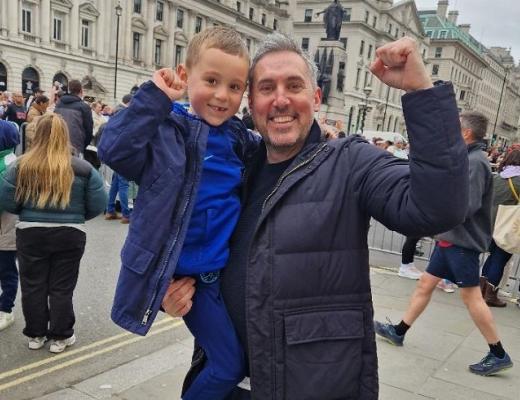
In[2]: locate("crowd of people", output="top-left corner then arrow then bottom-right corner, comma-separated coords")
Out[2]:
0,25 -> 518,400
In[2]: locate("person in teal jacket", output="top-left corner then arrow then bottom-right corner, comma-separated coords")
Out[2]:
0,113 -> 106,353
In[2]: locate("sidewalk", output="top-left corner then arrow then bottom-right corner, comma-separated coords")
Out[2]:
35,263 -> 520,400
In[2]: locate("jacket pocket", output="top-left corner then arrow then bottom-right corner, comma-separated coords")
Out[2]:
282,309 -> 365,400
121,239 -> 156,275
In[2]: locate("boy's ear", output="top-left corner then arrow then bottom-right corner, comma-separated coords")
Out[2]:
176,64 -> 188,83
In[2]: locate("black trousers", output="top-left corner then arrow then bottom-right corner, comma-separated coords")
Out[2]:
401,236 -> 421,264
17,227 -> 86,340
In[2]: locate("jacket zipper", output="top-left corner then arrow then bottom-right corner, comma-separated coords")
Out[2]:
262,143 -> 327,211
245,142 -> 327,392
141,126 -> 202,325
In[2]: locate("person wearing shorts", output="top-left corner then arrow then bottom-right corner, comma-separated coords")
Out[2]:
374,111 -> 513,376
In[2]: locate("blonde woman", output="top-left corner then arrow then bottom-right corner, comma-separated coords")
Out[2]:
0,114 -> 106,352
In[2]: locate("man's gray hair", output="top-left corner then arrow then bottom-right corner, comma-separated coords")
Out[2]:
249,33 -> 318,89
460,111 -> 488,141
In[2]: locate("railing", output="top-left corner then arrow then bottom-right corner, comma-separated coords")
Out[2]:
367,219 -> 520,298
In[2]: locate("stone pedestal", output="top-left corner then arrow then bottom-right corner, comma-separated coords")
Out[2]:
315,40 -> 347,131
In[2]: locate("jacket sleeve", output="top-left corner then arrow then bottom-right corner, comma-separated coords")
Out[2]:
82,103 -> 94,149
465,157 -> 488,219
97,81 -> 172,182
84,167 -> 107,220
0,120 -> 20,150
0,165 -> 21,215
354,82 -> 469,237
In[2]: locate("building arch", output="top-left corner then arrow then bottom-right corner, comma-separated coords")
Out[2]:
21,66 -> 40,96
52,71 -> 70,91
0,62 -> 7,92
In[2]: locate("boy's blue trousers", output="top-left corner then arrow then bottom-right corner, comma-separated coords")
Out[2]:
181,273 -> 245,400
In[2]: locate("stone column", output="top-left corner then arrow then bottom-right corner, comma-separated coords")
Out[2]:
123,0 -> 133,61
96,0 -> 106,59
40,0 -> 51,45
145,1 -> 154,67
0,0 -> 9,36
70,0 -> 79,51
8,1 -> 18,39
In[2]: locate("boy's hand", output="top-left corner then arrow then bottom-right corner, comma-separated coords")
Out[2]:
161,277 -> 196,317
152,68 -> 187,101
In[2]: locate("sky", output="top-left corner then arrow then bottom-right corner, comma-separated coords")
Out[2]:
413,0 -> 520,64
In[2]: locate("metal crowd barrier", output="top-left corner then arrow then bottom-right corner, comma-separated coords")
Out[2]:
367,219 -> 520,298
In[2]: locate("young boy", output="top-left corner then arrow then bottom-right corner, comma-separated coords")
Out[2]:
98,27 -> 258,400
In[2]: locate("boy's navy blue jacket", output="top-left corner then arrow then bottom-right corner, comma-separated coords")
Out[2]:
98,81 -> 259,335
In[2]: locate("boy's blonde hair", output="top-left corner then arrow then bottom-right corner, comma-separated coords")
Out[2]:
185,26 -> 249,70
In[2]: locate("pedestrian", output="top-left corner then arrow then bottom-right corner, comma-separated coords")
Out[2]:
54,79 -> 93,156
163,34 -> 469,399
104,173 -> 130,224
99,26 -> 258,400
2,92 -> 27,127
0,120 -> 20,332
375,111 -> 513,376
0,114 -> 106,352
399,236 -> 424,279
480,147 -> 520,307
25,95 -> 50,151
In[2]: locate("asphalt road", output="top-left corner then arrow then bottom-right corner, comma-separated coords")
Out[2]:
0,216 -> 191,400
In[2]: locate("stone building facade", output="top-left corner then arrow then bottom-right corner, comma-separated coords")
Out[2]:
0,0 -> 289,104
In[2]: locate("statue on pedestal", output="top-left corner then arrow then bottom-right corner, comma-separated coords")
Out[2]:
316,0 -> 346,41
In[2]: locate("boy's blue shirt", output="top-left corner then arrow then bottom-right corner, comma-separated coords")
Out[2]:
98,82 -> 259,335
173,105 -> 243,275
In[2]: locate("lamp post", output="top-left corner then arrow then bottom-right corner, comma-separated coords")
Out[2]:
491,67 -> 509,145
382,86 -> 390,130
359,86 -> 372,134
114,1 -> 122,103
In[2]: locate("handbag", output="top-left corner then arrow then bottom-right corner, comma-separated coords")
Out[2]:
492,178 -> 520,254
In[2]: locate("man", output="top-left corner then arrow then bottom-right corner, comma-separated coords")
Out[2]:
54,79 -> 93,155
112,93 -> 132,114
2,92 -> 27,127
375,111 -> 513,377
163,34 -> 469,399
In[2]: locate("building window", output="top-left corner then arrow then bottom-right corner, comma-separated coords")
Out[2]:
53,16 -> 63,41
155,39 -> 162,65
355,68 -> 361,88
363,71 -> 369,88
304,9 -> 312,22
156,1 -> 164,22
177,9 -> 184,28
246,38 -> 251,52
364,11 -> 369,23
425,30 -> 432,37
301,37 -> 309,51
81,20 -> 90,48
460,90 -> 466,100
435,47 -> 442,58
273,18 -> 278,30
368,44 -> 373,59
343,8 -> 351,22
134,0 -> 142,14
337,62 -> 345,91
249,7 -> 254,20
133,32 -> 141,60
195,16 -> 203,33
175,45 -> 183,66
22,8 -> 32,33
236,1 -> 241,12
261,13 -> 266,26
388,23 -> 392,34
439,30 -> 447,39
372,16 -> 377,28
432,64 -> 439,75
395,28 -> 399,38
340,37 -> 347,50
359,40 -> 365,56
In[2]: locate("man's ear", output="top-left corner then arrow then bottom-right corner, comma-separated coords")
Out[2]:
176,64 -> 188,83
313,86 -> 322,112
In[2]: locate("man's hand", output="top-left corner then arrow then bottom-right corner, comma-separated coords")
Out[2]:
370,37 -> 433,93
161,277 -> 196,317
152,68 -> 187,101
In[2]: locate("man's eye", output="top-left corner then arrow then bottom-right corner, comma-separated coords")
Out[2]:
289,83 -> 303,91
258,85 -> 273,93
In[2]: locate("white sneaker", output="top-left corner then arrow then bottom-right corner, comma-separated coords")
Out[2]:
398,263 -> 423,280
49,334 -> 76,353
28,336 -> 47,350
0,311 -> 14,331
437,279 -> 456,293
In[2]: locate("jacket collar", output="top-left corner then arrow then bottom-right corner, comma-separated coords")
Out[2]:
467,141 -> 485,153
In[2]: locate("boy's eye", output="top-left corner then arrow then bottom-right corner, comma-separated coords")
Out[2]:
230,83 -> 243,91
206,78 -> 217,85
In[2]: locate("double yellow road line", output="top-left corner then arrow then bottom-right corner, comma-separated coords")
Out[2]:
0,317 -> 185,392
